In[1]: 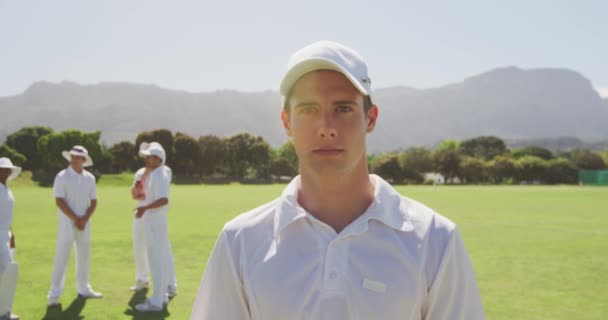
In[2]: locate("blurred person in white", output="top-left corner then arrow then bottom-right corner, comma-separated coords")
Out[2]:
0,158 -> 21,320
130,142 -> 177,297
132,142 -> 176,312
47,146 -> 102,307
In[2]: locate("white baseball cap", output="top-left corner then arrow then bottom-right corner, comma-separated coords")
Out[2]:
62,145 -> 94,167
280,40 -> 372,97
139,142 -> 166,164
0,157 -> 22,181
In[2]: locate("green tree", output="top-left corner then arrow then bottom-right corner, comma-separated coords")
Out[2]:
0,145 -> 27,166
516,156 -> 548,183
174,132 -> 201,181
487,155 -> 517,184
398,147 -> 433,183
109,141 -> 137,173
563,149 -> 606,170
35,130 -> 107,186
459,136 -> 507,160
545,158 -> 578,184
512,146 -> 554,160
371,153 -> 402,183
198,135 -> 229,176
276,140 -> 298,173
5,126 -> 54,170
269,157 -> 298,178
433,148 -> 461,184
225,133 -> 272,180
460,156 -> 486,184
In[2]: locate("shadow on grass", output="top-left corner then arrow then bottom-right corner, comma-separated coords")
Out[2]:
41,296 -> 87,320
123,288 -> 170,320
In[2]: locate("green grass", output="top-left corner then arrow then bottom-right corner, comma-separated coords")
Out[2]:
8,179 -> 608,319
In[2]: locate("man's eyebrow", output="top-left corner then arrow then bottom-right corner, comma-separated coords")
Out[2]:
294,101 -> 318,109
333,100 -> 357,105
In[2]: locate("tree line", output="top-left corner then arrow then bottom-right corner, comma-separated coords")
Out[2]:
0,127 -> 607,185
369,136 -> 608,185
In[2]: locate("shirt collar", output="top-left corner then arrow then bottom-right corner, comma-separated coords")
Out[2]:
67,165 -> 83,176
273,174 -> 414,239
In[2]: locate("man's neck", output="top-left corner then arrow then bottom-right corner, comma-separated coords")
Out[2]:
298,165 -> 375,234
70,165 -> 83,174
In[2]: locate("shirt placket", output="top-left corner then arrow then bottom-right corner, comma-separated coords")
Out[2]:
322,236 -> 348,292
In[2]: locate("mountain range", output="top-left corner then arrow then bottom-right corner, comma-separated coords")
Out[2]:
1,66 -> 607,153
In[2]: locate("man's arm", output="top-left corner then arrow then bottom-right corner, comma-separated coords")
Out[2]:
55,197 -> 79,222
191,231 -> 251,319
134,198 -> 168,218
83,199 -> 97,221
422,228 -> 485,320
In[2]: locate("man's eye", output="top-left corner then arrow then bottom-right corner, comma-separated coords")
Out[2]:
299,106 -> 316,114
336,106 -> 353,113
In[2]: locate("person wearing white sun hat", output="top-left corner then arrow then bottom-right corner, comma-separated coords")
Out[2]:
0,158 -> 21,320
47,146 -> 102,307
132,142 -> 176,312
191,41 -> 484,319
130,142 -> 177,296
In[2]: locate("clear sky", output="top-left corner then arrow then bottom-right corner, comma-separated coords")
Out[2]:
1,0 -> 607,97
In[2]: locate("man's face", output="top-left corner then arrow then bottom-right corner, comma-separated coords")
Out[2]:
145,155 -> 162,168
70,155 -> 85,170
0,168 -> 11,183
281,70 -> 378,176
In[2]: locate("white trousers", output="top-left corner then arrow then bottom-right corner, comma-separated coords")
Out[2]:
133,214 -> 176,286
48,215 -> 92,298
0,236 -> 17,315
144,213 -> 174,306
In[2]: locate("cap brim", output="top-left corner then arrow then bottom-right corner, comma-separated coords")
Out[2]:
280,58 -> 370,97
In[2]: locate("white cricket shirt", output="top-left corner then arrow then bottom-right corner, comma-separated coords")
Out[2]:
192,175 -> 484,319
138,166 -> 170,215
0,184 -> 14,244
53,166 -> 97,217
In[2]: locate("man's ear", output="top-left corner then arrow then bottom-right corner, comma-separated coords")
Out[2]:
366,105 -> 379,133
281,111 -> 292,137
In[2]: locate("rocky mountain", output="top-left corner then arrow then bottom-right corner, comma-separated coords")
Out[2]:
1,67 -> 607,153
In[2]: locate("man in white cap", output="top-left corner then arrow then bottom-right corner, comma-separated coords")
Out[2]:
133,142 -> 176,312
48,146 -> 102,307
0,158 -> 21,320
192,41 -> 484,319
130,142 -> 177,296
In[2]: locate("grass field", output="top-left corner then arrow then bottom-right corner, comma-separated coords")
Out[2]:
7,174 -> 608,319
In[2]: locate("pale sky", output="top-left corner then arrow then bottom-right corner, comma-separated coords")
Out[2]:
1,0 -> 607,97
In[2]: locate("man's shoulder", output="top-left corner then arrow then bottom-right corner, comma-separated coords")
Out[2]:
54,169 -> 68,180
221,198 -> 282,239
82,170 -> 97,182
398,195 -> 456,242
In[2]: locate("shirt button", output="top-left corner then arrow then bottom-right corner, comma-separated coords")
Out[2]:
329,271 -> 337,279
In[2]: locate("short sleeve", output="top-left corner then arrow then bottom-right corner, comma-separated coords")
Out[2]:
190,231 -> 251,319
89,177 -> 97,200
53,173 -> 66,198
422,228 -> 485,320
156,171 -> 170,199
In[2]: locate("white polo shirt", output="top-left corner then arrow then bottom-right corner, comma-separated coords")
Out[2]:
0,184 -> 14,244
192,174 -> 484,320
137,166 -> 170,215
53,166 -> 97,217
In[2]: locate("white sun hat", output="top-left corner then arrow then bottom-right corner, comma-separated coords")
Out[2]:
0,157 -> 22,181
280,40 -> 372,97
61,145 -> 94,167
139,142 -> 166,165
